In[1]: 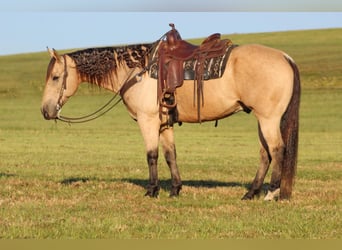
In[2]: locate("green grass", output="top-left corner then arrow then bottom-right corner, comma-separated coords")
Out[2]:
0,29 -> 341,239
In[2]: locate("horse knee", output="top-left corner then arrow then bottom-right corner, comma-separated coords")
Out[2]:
163,145 -> 176,164
147,150 -> 158,166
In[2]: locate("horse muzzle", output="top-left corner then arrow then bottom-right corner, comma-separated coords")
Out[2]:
41,100 -> 61,120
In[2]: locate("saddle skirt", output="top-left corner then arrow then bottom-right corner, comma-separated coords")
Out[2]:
149,43 -> 237,82
149,24 -> 238,125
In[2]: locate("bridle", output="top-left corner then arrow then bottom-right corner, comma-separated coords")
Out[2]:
55,39 -> 163,124
56,55 -> 68,113
56,54 -> 127,124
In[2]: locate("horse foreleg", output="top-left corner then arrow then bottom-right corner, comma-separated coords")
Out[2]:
138,116 -> 161,197
146,149 -> 160,197
160,127 -> 182,197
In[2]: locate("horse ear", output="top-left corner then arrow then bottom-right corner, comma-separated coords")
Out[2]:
47,47 -> 61,62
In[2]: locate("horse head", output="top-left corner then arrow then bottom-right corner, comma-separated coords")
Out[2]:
41,48 -> 79,120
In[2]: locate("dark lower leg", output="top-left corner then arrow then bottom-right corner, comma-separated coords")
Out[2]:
145,149 -> 160,197
242,147 -> 270,200
164,146 -> 182,196
269,146 -> 284,192
263,146 -> 285,200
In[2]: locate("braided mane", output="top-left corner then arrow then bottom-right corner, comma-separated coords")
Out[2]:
67,43 -> 152,87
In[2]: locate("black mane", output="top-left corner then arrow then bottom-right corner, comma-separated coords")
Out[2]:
67,43 -> 153,87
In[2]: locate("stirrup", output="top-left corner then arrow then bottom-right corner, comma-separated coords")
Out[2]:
160,92 -> 177,108
159,92 -> 178,128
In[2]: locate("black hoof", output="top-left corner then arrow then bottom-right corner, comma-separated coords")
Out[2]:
145,185 -> 160,198
242,189 -> 263,200
169,185 -> 182,197
241,193 -> 254,200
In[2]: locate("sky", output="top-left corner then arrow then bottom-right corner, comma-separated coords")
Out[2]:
0,1 -> 341,55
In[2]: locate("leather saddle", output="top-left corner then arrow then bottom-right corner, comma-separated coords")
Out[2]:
158,24 -> 230,96
157,23 -> 232,125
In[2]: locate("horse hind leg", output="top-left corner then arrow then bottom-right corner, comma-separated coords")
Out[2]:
160,127 -> 182,197
263,147 -> 284,201
242,123 -> 271,200
258,117 -> 285,201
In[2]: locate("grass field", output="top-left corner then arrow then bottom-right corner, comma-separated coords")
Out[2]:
0,29 -> 341,239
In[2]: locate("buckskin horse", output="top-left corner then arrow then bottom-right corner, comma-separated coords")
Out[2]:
41,25 -> 300,201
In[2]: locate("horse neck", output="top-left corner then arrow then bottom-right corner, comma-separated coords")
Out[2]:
77,64 -> 134,93
68,44 -> 152,93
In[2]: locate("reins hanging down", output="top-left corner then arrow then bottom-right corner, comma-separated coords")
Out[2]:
56,67 -> 136,124
55,55 -> 124,124
57,93 -> 122,124
55,36 -> 165,124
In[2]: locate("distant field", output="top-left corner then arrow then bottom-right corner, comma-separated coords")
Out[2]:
0,29 -> 341,239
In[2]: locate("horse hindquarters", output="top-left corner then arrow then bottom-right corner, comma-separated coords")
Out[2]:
246,56 -> 300,201
233,46 -> 299,201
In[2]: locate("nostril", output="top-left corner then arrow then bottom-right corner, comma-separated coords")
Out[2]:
41,101 -> 58,120
43,111 -> 50,120
41,107 -> 50,120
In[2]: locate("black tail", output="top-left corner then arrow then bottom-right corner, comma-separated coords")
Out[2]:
280,56 -> 301,200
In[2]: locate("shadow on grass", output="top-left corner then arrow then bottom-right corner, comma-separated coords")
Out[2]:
59,176 -> 272,198
60,176 -> 96,185
122,178 -> 252,192
0,172 -> 16,178
60,176 -> 255,192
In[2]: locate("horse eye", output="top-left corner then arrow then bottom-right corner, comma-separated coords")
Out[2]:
52,76 -> 59,81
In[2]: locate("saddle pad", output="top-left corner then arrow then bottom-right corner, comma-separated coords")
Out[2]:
149,44 -> 237,81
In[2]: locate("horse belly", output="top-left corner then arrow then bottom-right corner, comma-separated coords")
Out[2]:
176,79 -> 241,123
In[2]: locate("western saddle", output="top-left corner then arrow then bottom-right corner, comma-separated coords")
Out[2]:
157,23 -> 232,127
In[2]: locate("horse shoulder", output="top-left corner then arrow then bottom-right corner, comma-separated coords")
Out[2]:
122,77 -> 159,120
